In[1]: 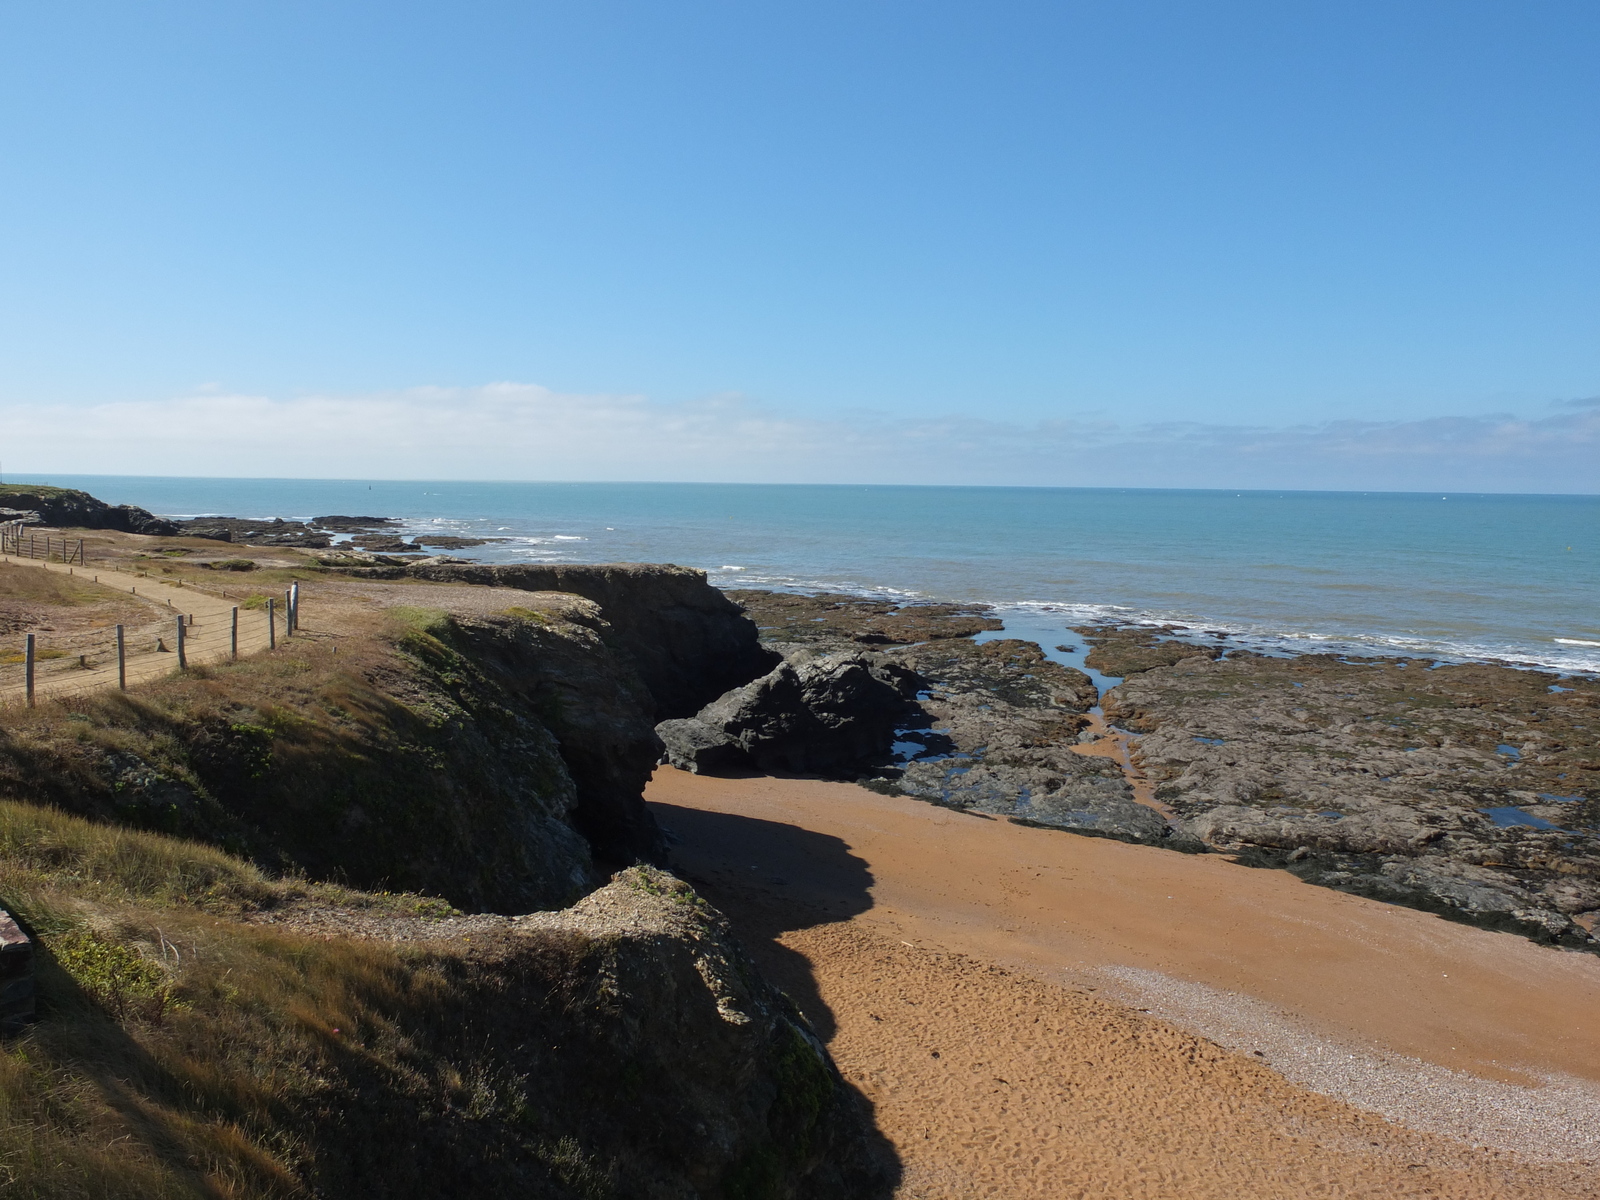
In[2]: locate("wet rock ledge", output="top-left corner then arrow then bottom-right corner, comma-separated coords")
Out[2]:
1101,635 -> 1600,947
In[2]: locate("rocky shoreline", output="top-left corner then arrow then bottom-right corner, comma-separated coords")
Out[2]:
699,590 -> 1600,950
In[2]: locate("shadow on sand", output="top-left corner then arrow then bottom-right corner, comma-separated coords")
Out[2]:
649,798 -> 875,1040
648,797 -> 903,1189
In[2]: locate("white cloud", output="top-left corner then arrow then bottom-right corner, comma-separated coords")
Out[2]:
3,384 -> 1596,492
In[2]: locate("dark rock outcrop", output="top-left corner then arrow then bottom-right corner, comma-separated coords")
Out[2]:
170,516 -> 332,546
454,604 -> 668,865
311,515 -> 401,530
0,486 -> 176,536
712,594 -> 1165,841
403,563 -> 780,718
667,651 -> 918,775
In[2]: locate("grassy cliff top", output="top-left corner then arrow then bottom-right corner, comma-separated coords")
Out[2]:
0,483 -> 91,501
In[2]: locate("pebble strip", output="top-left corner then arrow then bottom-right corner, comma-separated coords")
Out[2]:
1096,962 -> 1600,1164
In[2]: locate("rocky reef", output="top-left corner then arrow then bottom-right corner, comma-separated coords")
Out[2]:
884,638 -> 1166,842
720,591 -> 1600,947
723,589 -> 1004,647
1097,629 -> 1600,946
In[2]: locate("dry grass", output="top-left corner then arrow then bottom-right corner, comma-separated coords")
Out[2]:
0,599 -> 586,913
0,563 -> 111,609
0,800 -> 589,1200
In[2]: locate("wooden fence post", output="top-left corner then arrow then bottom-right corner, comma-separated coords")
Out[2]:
176,616 -> 186,670
24,634 -> 34,707
116,625 -> 126,690
231,607 -> 238,660
268,598 -> 276,650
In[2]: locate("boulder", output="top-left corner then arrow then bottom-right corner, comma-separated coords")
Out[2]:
693,651 -> 919,774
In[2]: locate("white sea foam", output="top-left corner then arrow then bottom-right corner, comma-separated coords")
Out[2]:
989,601 -> 1600,676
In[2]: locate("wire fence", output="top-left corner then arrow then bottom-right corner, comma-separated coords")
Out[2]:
0,521 -> 84,564
1,564 -> 302,708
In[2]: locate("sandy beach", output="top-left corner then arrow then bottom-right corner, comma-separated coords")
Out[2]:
647,766 -> 1600,1197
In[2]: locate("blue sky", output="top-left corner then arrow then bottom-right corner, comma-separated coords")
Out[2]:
2,1 -> 1597,490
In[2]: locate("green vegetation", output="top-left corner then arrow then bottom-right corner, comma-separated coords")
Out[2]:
48,925 -> 178,1022
1,649 -> 68,664
0,484 -> 79,501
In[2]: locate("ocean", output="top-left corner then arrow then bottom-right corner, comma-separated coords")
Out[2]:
15,475 -> 1600,675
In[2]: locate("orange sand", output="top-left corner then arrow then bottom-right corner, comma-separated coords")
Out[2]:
647,767 -> 1600,1197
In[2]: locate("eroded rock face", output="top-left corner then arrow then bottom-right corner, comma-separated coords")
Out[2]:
407,563 -> 781,719
455,606 -> 668,866
1106,651 -> 1600,944
0,600 -> 681,911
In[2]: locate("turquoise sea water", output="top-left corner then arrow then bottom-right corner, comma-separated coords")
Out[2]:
16,475 -> 1600,675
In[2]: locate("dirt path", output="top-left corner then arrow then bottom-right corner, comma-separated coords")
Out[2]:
647,767 -> 1600,1197
0,553 -> 285,704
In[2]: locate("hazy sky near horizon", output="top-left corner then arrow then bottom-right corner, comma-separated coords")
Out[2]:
2,2 -> 1597,491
